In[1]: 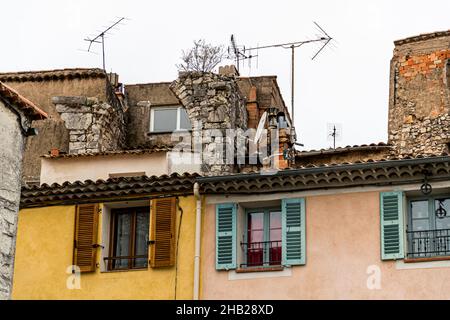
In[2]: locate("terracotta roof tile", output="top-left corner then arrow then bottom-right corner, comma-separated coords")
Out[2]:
0,68 -> 106,82
199,155 -> 450,194
295,142 -> 391,158
0,82 -> 47,120
394,30 -> 450,46
42,146 -> 172,159
21,172 -> 199,208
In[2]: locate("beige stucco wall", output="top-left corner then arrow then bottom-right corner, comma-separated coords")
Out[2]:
202,190 -> 450,299
40,152 -> 169,185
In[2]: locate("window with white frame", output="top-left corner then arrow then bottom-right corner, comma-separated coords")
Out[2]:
150,106 -> 191,133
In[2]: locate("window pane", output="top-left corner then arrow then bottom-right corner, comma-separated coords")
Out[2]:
269,211 -> 282,265
269,211 -> 282,242
179,108 -> 192,130
435,199 -> 450,230
411,219 -> 431,231
247,212 -> 264,267
152,108 -> 177,132
248,212 -> 264,242
411,201 -> 429,219
134,208 -> 150,268
114,212 -> 131,269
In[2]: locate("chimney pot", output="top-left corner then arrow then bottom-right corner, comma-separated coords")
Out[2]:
50,148 -> 60,157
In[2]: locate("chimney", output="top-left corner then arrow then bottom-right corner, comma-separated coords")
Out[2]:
218,65 -> 240,77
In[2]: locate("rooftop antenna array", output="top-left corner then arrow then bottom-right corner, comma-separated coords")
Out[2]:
230,22 -> 334,144
228,34 -> 258,73
83,17 -> 128,71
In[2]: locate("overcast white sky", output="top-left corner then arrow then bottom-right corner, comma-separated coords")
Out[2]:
1,0 -> 449,150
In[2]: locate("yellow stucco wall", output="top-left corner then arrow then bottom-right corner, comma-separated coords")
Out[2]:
12,196 -> 196,300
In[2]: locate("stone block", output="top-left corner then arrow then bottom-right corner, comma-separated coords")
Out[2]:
52,96 -> 87,106
60,113 -> 92,130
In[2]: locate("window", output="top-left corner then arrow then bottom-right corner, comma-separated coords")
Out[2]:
150,106 -> 191,133
108,206 -> 150,270
243,208 -> 282,268
407,197 -> 450,259
215,199 -> 306,271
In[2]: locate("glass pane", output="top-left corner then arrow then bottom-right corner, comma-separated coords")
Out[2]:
179,108 -> 192,130
134,208 -> 150,268
435,199 -> 450,230
269,211 -> 282,265
152,108 -> 177,132
114,212 -> 131,269
247,212 -> 264,267
248,212 -> 264,242
411,201 -> 429,219
411,219 -> 430,231
269,211 -> 282,242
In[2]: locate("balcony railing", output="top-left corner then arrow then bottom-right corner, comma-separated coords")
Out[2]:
407,229 -> 450,259
240,240 -> 282,268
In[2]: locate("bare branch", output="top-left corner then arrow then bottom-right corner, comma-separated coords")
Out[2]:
177,39 -> 225,73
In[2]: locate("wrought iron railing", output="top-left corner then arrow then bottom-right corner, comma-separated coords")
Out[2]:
104,255 -> 148,270
407,229 -> 450,258
240,240 -> 282,268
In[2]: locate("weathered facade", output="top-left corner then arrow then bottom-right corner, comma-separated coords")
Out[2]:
9,29 -> 450,300
0,82 -> 47,299
388,31 -> 450,157
53,96 -> 126,155
0,69 -> 108,184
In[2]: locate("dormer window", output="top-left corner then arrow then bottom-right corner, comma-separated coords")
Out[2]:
150,106 -> 191,133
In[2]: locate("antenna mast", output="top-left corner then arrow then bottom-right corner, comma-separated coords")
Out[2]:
84,17 -> 127,70
243,22 -> 332,130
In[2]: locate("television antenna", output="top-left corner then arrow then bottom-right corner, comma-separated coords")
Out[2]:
230,22 -> 333,142
228,34 -> 258,73
327,123 -> 342,149
83,17 -> 128,70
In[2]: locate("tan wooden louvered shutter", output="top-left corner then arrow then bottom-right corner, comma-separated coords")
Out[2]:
150,198 -> 176,268
73,204 -> 99,273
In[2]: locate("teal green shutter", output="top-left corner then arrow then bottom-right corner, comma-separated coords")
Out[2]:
216,203 -> 237,270
380,191 -> 405,260
282,198 -> 306,266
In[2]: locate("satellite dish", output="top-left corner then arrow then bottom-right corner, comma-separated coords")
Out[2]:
255,111 -> 267,143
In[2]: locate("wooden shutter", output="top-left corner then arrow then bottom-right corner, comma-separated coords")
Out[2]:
216,203 -> 237,270
380,191 -> 405,260
73,204 -> 99,273
282,198 -> 306,266
150,197 -> 177,268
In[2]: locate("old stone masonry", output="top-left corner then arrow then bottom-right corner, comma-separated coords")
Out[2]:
0,104 -> 26,300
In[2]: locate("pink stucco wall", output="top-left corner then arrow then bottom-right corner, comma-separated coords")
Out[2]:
201,191 -> 450,299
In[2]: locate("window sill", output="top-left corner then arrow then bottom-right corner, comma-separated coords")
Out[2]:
236,266 -> 284,273
404,256 -> 450,263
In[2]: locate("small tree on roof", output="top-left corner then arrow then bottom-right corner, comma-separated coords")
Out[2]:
177,39 -> 225,73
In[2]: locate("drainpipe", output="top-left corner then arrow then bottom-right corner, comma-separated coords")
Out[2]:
193,182 -> 202,300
